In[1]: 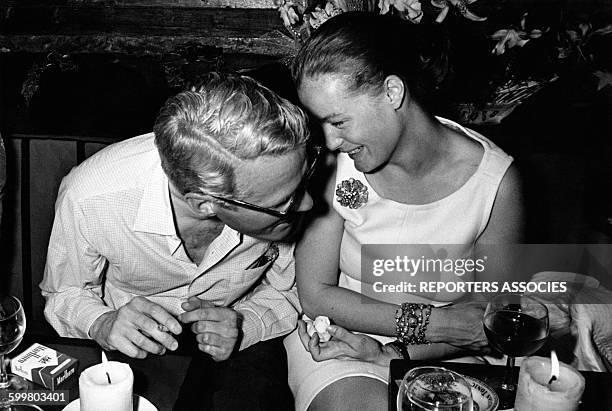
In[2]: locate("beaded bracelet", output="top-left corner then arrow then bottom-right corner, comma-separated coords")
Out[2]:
394,303 -> 433,345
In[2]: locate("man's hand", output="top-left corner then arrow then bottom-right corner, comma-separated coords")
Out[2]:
296,320 -> 392,366
178,296 -> 241,362
89,296 -> 182,359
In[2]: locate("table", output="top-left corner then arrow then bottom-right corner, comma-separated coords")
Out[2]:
389,359 -> 612,411
10,334 -> 193,411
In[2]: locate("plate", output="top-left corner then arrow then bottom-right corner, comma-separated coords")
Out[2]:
396,375 -> 499,411
62,395 -> 157,411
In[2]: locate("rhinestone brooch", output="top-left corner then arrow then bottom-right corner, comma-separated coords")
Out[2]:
335,178 -> 368,209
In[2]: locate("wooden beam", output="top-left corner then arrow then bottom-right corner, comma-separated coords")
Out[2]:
1,0 -> 308,8
0,33 -> 295,56
70,0 -> 280,8
77,0 -> 308,8
0,5 -> 297,56
1,6 -> 283,36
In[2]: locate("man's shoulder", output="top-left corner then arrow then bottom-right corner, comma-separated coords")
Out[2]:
62,133 -> 159,200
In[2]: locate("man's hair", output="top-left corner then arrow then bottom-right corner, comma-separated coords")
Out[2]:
292,12 -> 450,110
154,72 -> 310,198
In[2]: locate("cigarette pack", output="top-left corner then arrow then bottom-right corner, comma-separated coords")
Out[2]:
11,343 -> 79,389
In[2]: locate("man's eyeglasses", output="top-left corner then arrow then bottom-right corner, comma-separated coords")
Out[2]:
208,145 -> 322,219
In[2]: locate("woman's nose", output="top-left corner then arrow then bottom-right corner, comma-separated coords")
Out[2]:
323,126 -> 343,151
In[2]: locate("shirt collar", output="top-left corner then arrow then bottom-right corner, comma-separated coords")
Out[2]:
132,161 -> 243,244
201,224 -> 244,266
133,162 -> 177,236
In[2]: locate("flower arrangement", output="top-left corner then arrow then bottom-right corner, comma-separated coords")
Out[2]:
276,0 -> 612,125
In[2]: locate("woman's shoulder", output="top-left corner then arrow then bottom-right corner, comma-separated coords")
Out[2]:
438,117 -> 493,147
438,117 -> 512,179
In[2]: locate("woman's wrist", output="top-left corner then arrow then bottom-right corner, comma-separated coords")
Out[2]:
386,340 -> 410,358
379,342 -> 405,367
394,303 -> 433,345
423,307 -> 447,342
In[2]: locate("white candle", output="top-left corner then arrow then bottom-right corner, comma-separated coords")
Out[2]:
515,355 -> 585,411
79,360 -> 133,411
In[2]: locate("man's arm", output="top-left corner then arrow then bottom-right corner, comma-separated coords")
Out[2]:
40,179 -> 115,338
40,179 -> 181,358
231,242 -> 300,350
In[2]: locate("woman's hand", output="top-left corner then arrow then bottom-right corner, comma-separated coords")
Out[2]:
297,320 -> 397,366
428,302 -> 489,352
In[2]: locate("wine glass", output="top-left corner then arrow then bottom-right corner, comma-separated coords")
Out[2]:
0,295 -> 38,410
398,366 -> 474,411
483,294 -> 549,395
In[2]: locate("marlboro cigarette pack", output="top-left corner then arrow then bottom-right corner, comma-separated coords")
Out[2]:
11,343 -> 79,389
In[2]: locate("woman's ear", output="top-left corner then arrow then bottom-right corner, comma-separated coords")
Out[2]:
384,75 -> 407,110
184,192 -> 217,217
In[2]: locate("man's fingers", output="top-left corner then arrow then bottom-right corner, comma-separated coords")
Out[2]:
157,317 -> 182,336
179,304 -> 240,362
100,300 -> 180,356
126,297 -> 181,335
125,327 -> 166,355
187,296 -> 214,307
151,329 -> 179,351
140,329 -> 168,354
179,307 -> 238,325
198,343 -> 230,362
121,344 -> 148,359
110,333 -> 149,359
191,307 -> 236,323
141,301 -> 182,335
196,332 -> 233,348
191,321 -> 239,338
181,297 -> 215,312
131,312 -> 179,351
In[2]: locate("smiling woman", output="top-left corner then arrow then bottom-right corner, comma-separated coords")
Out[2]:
284,12 -> 525,411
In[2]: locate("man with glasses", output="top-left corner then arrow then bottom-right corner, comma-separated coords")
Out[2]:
41,72 -> 319,410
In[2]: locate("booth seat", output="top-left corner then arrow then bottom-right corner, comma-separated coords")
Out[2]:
0,133 -> 115,336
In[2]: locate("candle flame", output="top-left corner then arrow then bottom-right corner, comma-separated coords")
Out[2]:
549,350 -> 559,384
101,351 -> 112,384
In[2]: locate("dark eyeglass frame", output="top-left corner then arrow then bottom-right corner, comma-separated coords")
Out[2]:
208,145 -> 322,219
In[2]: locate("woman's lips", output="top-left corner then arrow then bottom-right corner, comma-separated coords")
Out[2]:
346,146 -> 363,158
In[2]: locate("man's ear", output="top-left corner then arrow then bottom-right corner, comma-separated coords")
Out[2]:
184,192 -> 217,217
383,75 -> 407,110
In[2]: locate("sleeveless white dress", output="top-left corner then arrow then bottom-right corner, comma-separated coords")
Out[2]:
285,117 -> 514,410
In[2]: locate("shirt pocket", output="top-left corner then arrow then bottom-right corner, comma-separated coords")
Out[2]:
224,260 -> 277,304
230,262 -> 272,289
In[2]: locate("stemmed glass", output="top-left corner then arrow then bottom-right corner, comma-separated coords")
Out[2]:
398,366 -> 474,411
0,295 -> 41,410
483,294 -> 549,397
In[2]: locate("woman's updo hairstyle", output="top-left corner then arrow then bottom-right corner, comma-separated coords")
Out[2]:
292,11 -> 451,112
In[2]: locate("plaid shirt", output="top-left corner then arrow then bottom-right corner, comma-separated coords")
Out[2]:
40,133 -> 300,350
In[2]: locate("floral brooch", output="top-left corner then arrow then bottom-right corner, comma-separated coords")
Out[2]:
335,178 -> 368,209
